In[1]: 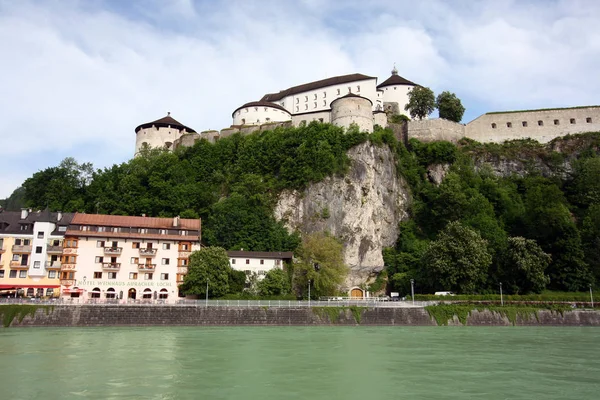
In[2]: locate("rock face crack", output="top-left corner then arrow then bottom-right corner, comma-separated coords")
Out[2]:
274,142 -> 410,288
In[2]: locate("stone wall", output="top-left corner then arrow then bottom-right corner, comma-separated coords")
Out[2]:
3,305 -> 600,327
407,118 -> 466,143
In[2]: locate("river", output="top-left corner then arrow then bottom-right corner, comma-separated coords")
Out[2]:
0,327 -> 598,399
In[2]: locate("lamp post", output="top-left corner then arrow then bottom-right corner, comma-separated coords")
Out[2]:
308,280 -> 311,308
410,279 -> 414,306
499,282 -> 503,306
206,278 -> 209,308
590,284 -> 594,308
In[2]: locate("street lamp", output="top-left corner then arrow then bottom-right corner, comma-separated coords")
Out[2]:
206,278 -> 209,308
308,280 -> 311,307
499,282 -> 503,306
590,284 -> 594,308
410,279 -> 414,306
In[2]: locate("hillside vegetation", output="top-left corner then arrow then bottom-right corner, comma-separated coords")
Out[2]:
5,123 -> 600,295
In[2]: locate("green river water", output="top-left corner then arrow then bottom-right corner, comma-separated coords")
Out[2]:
0,326 -> 599,400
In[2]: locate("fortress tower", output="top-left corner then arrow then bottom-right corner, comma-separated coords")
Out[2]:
377,65 -> 417,116
134,113 -> 196,155
331,93 -> 374,133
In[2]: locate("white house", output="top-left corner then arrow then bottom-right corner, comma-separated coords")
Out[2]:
227,250 -> 293,279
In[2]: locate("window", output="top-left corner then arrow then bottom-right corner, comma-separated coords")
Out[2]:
337,89 -> 340,95
0,270 -> 3,278
180,230 -> 187,236
24,239 -> 30,245
162,258 -> 170,265
160,229 -> 167,235
314,102 -> 317,109
9,270 -> 17,278
522,121 -> 528,127
20,225 -> 28,231
587,117 -> 592,123
491,123 -> 497,129
348,86 -> 351,93
323,100 -> 326,106
129,272 -> 138,280
570,118 -> 576,124
163,243 -> 171,250
323,91 -> 326,98
304,96 -> 308,102
132,242 -> 140,249
35,246 -> 42,254
357,85 -> 360,92
275,259 -> 281,266
245,270 -> 251,275
94,272 -> 102,279
130,257 -> 139,264
180,259 -> 188,266
19,270 -> 27,278
48,270 -> 56,279
96,240 -> 105,248
15,239 -> 21,245
37,231 -> 44,239
46,288 -> 54,297
34,261 -> 40,268
95,256 -> 104,263
319,118 -> 324,122
12,254 -> 19,261
260,260 -> 264,265
108,272 -> 117,279
506,122 -> 512,128
538,120 -> 544,126
258,270 -> 266,276
231,259 -> 236,265
305,104 -> 308,110
181,244 -> 189,251
314,94 -> 317,100
161,273 -> 169,280
296,106 -> 299,112
58,226 -> 66,232
246,259 -> 250,264
554,119 -> 560,125
145,273 -> 153,280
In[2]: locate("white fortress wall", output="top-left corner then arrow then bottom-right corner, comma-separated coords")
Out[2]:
331,96 -> 374,133
135,126 -> 186,153
465,107 -> 600,143
381,84 -> 413,117
291,111 -> 332,126
373,111 -> 387,128
407,119 -> 466,143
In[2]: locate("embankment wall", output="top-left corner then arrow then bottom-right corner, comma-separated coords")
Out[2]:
2,306 -> 600,327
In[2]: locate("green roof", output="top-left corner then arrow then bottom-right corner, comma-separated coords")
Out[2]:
486,105 -> 600,115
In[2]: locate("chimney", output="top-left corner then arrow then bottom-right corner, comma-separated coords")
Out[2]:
173,215 -> 180,227
20,208 -> 29,219
57,211 -> 63,221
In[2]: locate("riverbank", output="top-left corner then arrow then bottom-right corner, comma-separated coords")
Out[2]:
1,304 -> 600,327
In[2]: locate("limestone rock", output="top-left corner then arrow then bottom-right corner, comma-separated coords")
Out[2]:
274,142 -> 410,289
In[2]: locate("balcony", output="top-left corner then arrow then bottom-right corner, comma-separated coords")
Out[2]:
104,247 -> 123,255
10,261 -> 29,269
177,266 -> 188,274
139,248 -> 157,256
47,245 -> 63,254
138,264 -> 156,272
45,261 -> 62,269
61,264 -> 77,271
12,245 -> 32,253
60,279 -> 75,287
102,262 -> 121,271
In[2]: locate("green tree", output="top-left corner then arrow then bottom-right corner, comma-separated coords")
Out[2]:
257,268 -> 291,296
228,269 -> 247,294
500,237 -> 551,294
581,204 -> 600,283
180,247 -> 231,298
404,86 -> 435,120
293,232 -> 348,298
436,91 -> 466,123
421,221 -> 492,293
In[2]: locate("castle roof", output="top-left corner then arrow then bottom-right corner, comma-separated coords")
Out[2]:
135,113 -> 196,134
261,73 -> 376,102
232,101 -> 290,117
376,74 -> 417,88
330,92 -> 373,106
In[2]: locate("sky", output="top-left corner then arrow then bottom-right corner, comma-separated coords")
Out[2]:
0,0 -> 599,198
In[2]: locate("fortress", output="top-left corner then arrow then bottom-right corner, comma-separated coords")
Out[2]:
134,67 -> 600,154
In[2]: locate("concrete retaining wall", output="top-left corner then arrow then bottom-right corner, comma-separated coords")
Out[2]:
3,306 -> 600,328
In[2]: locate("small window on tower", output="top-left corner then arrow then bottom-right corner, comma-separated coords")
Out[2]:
506,122 -> 512,128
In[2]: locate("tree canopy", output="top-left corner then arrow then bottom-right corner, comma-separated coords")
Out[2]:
180,247 -> 232,298
405,86 -> 436,120
436,91 -> 466,123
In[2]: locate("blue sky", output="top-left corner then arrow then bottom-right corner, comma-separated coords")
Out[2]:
0,0 -> 599,198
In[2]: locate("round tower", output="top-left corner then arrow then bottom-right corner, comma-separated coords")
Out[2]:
134,113 -> 196,155
330,93 -> 374,133
232,101 -> 291,126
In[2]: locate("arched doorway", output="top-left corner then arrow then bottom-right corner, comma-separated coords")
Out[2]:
106,288 -> 116,299
350,288 -> 364,298
128,288 -> 137,300
159,289 -> 168,300
91,287 -> 101,298
142,288 -> 152,299
70,287 -> 80,298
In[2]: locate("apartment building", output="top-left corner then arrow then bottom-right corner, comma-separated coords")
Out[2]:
60,213 -> 201,303
0,208 -> 74,297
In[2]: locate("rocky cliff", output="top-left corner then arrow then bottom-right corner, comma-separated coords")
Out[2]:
274,142 -> 410,288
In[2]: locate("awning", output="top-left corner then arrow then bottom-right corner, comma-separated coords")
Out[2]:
62,288 -> 84,294
0,284 -> 60,289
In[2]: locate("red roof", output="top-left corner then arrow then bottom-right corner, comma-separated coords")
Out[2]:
71,213 -> 200,230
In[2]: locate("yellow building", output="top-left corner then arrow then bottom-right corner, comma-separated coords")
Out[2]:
0,209 -> 73,298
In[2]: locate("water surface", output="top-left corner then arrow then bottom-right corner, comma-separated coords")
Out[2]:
0,327 -> 598,399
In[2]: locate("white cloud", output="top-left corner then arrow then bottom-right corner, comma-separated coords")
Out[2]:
0,0 -> 598,198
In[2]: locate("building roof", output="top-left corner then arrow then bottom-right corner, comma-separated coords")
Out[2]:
70,213 -> 201,230
231,101 -> 291,118
376,74 -> 417,88
261,73 -> 376,102
227,250 -> 294,259
135,113 -> 197,134
0,209 -> 74,236
65,230 -> 199,242
330,92 -> 373,106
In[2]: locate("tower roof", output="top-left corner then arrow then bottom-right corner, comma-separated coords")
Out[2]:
376,71 -> 417,89
232,101 -> 290,118
135,112 -> 196,133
